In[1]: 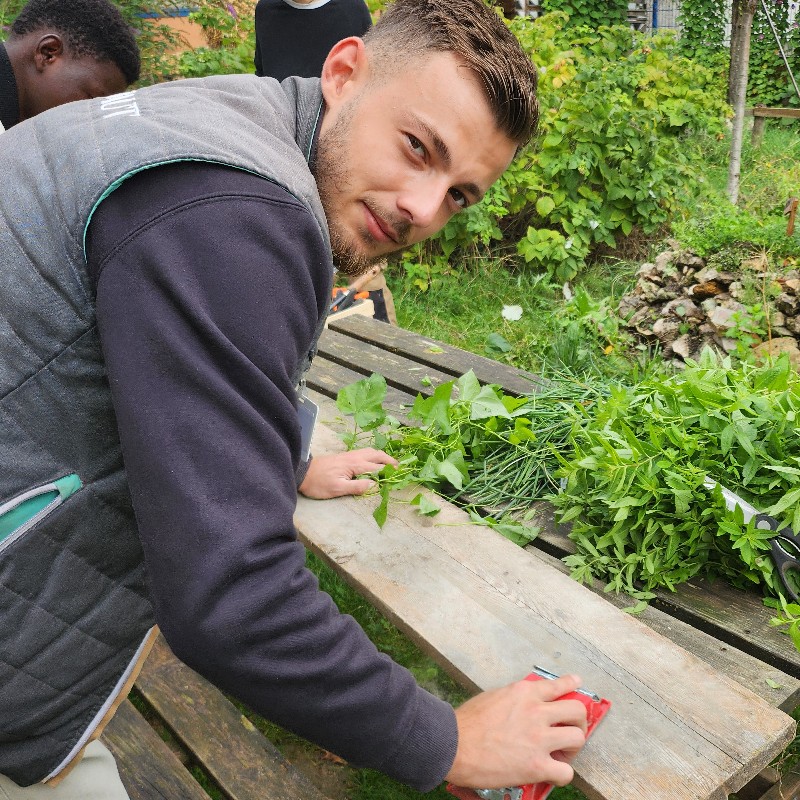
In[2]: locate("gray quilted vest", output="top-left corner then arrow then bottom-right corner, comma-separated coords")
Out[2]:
0,74 -> 331,786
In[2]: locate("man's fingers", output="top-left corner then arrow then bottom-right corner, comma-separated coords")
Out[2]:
333,477 -> 375,496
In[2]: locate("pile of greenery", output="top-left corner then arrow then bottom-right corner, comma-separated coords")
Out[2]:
337,351 -> 800,636
554,350 -> 800,605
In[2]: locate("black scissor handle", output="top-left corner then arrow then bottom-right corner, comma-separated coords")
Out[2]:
765,514 -> 800,603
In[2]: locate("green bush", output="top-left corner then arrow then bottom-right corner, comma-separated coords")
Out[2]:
400,12 -> 730,289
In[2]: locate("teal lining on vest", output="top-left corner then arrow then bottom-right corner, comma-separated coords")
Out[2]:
0,474 -> 83,546
82,159 -> 297,261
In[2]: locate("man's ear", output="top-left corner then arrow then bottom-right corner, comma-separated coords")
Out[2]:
33,34 -> 65,73
320,37 -> 368,110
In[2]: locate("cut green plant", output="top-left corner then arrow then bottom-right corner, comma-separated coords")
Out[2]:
335,370 -> 608,544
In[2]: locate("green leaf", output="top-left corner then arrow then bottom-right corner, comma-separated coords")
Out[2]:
536,196 -> 556,217
486,332 -> 512,354
336,374 -> 388,431
767,488 -> 800,518
765,678 -> 782,689
469,385 -> 513,420
411,493 -> 441,517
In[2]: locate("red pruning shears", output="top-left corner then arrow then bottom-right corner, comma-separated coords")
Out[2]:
446,668 -> 611,800
705,479 -> 800,602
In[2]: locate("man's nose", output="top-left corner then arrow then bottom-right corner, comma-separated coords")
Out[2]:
397,180 -> 448,230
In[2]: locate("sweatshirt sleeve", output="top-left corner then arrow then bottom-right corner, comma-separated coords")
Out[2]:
86,162 -> 458,791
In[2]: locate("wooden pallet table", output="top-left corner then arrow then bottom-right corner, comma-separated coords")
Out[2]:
297,314 -> 800,800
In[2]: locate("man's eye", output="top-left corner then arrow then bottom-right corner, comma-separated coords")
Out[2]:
408,135 -> 426,158
449,188 -> 467,209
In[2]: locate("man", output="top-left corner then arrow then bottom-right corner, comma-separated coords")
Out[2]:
0,0 -> 139,133
0,0 -> 588,797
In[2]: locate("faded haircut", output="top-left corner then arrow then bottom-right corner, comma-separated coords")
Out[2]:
363,0 -> 538,146
10,0 -> 140,85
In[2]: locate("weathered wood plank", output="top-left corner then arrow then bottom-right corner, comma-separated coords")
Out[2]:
135,635 -> 330,800
317,328 -> 454,396
326,314 -> 544,395
306,357 -> 414,419
296,423 -> 796,800
526,546 -> 800,711
748,107 -> 800,119
102,700 -> 209,800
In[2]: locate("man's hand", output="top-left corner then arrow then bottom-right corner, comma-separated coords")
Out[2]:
299,449 -> 398,499
446,675 -> 588,790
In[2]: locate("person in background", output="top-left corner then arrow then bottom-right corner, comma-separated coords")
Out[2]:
254,0 -> 397,323
0,0 -> 140,134
254,0 -> 372,81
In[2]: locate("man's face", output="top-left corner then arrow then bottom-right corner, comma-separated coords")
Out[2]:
316,47 -> 518,276
20,53 -> 127,119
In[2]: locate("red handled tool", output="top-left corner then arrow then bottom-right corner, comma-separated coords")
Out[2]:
446,667 -> 611,800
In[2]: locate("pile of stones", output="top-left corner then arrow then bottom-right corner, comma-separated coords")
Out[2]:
617,242 -> 800,369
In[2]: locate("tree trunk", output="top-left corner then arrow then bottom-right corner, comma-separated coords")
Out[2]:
726,0 -> 757,205
727,0 -> 744,104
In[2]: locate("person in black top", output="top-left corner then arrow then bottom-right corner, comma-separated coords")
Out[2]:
254,0 -> 373,81
0,0 -> 139,133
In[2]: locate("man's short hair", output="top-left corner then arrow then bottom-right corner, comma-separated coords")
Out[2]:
10,0 -> 141,86
364,0 -> 538,146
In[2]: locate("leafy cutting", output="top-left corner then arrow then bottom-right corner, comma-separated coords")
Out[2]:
335,370 -> 602,544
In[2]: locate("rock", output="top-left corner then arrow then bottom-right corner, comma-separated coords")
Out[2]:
708,305 -> 740,332
636,262 -> 659,281
670,334 -> 693,360
690,280 -> 726,300
661,298 -> 703,320
728,281 -> 744,300
753,337 -> 800,370
786,315 -> 800,336
652,317 -> 682,343
773,326 -> 793,337
784,279 -> 800,295
654,250 -> 675,273
771,311 -> 786,328
674,250 -> 705,270
777,292 -> 800,316
720,337 -> 739,353
618,295 -> 645,320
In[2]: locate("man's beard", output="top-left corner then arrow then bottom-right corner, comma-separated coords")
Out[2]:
314,103 -> 409,277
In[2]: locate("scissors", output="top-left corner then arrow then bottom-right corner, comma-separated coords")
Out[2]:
705,479 -> 800,602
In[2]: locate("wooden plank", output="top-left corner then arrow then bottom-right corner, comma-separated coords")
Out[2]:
306,358 -> 414,419
296,423 -> 796,800
317,328 -> 454,397
135,635 -> 330,800
102,700 -> 210,800
750,107 -> 800,119
760,769 -> 800,799
327,314 -> 544,395
526,546 -> 800,711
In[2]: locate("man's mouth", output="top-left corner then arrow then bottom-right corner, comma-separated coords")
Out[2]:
363,203 -> 399,244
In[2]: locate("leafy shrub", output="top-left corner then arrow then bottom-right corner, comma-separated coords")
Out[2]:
402,12 -> 731,288
539,0 -> 627,30
175,3 -> 256,79
673,206 -> 800,259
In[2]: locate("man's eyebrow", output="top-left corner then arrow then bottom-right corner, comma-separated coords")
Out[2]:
412,115 -> 483,202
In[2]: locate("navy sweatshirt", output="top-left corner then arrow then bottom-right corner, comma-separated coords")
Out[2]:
84,162 -> 458,791
254,0 -> 372,80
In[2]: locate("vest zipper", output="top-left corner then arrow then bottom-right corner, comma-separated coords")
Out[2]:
0,475 -> 83,554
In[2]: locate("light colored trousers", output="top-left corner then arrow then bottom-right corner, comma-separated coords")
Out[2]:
0,743 -> 129,800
